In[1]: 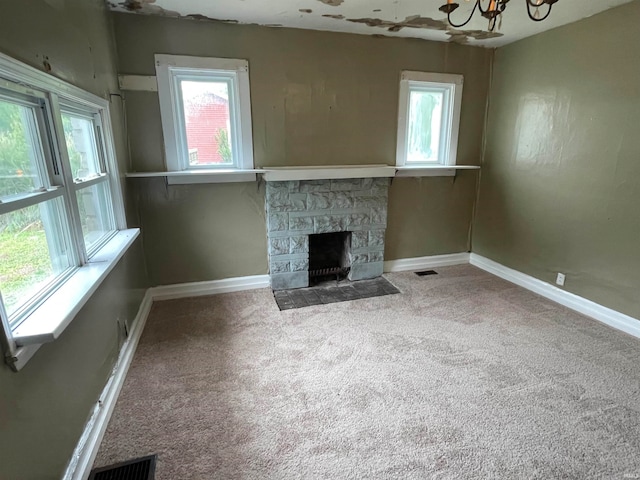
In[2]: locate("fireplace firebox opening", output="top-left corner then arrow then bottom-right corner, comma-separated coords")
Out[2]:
308,232 -> 352,285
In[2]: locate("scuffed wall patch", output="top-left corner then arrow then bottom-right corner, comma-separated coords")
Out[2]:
43,0 -> 65,9
322,14 -> 345,19
42,56 -> 52,73
317,0 -> 344,6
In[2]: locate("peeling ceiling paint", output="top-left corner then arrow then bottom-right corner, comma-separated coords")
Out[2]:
347,15 -> 447,33
115,0 -> 178,16
344,15 -> 503,43
322,14 -> 344,20
107,0 -> 637,47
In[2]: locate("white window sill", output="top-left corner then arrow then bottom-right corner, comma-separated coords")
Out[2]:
395,165 -> 481,177
126,169 -> 258,184
11,229 -> 140,355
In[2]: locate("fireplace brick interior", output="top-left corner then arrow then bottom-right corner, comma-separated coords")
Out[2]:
308,231 -> 352,283
265,178 -> 390,290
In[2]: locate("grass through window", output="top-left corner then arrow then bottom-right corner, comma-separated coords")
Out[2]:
0,225 -> 54,316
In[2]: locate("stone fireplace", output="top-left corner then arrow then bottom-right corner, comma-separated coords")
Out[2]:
265,177 -> 390,290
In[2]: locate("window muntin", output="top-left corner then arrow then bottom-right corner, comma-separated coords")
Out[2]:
0,197 -> 74,326
0,96 -> 49,199
75,180 -> 116,255
396,71 -> 464,167
61,111 -> 104,181
60,104 -> 117,254
155,55 -> 254,173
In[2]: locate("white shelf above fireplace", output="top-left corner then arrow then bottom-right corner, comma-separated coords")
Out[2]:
260,164 -> 396,182
125,164 -> 481,184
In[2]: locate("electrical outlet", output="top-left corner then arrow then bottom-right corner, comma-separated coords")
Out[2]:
556,273 -> 566,286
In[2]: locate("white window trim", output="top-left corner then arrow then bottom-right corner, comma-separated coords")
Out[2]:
155,54 -> 255,177
0,51 -> 138,371
396,71 -> 464,169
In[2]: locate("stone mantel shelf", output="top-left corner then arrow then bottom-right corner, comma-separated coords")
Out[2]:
261,164 -> 396,182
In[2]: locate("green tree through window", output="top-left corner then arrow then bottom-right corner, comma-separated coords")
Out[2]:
215,128 -> 232,163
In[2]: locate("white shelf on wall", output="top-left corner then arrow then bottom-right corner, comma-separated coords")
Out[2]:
395,165 -> 481,177
124,164 -> 481,184
125,169 -> 260,184
260,164 -> 396,182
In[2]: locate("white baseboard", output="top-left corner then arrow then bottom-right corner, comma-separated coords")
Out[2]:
62,291 -> 154,480
149,274 -> 270,301
469,253 -> 640,339
384,252 -> 470,273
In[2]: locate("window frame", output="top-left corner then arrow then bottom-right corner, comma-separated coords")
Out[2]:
155,54 -> 254,173
58,102 -> 118,257
0,51 -> 134,371
396,71 -> 464,168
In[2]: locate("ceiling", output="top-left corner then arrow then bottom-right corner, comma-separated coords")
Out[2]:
108,0 -> 636,47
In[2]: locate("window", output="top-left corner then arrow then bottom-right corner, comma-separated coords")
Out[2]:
396,71 -> 464,167
60,107 -> 116,254
155,54 -> 254,173
0,52 -> 135,371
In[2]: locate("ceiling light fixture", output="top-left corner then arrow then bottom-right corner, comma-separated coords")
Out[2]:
439,0 -> 559,32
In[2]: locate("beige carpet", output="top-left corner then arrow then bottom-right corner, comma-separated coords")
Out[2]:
94,265 -> 640,479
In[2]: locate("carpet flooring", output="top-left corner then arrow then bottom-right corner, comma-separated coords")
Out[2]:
94,265 -> 640,479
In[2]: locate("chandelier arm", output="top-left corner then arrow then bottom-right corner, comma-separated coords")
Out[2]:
477,0 -> 487,14
488,16 -> 497,32
526,2 -> 554,22
447,1 -> 480,29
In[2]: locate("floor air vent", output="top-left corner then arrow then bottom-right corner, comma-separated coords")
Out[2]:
89,455 -> 156,480
415,270 -> 438,276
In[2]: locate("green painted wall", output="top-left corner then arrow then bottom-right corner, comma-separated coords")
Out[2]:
474,1 -> 640,319
0,1 -> 149,478
112,13 -> 492,285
